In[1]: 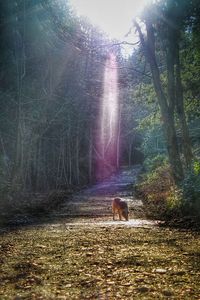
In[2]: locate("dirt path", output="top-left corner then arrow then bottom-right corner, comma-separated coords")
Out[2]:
0,166 -> 200,299
50,165 -> 157,227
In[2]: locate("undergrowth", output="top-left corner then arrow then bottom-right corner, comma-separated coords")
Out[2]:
136,156 -> 200,224
0,189 -> 73,227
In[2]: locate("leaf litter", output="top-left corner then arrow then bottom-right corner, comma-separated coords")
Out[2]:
0,223 -> 200,299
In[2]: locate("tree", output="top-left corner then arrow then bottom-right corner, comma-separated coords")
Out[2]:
134,19 -> 183,183
133,0 -> 198,182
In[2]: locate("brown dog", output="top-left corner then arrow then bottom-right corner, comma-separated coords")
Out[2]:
112,197 -> 129,221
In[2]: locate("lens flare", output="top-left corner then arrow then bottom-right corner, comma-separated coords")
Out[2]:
96,53 -> 119,180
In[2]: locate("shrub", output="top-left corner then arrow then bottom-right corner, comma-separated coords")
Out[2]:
181,161 -> 200,217
143,154 -> 168,173
136,163 -> 180,219
136,159 -> 200,220
0,188 -> 72,227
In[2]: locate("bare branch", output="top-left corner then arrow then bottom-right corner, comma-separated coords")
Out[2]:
92,40 -> 140,50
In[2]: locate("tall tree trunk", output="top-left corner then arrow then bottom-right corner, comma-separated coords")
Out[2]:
135,20 -> 184,183
174,39 -> 193,166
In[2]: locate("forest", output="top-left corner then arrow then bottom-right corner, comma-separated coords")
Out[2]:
0,0 -> 199,223
0,1 -> 200,299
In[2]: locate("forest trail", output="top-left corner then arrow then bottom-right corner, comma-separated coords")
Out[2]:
50,165 -> 158,228
0,166 -> 200,299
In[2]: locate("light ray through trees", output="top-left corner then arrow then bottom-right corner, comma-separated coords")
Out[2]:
96,53 -> 119,180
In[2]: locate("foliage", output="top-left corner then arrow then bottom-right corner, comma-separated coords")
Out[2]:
193,160 -> 200,175
141,126 -> 166,158
182,37 -> 200,121
129,0 -> 200,217
136,163 -> 176,219
181,161 -> 200,217
136,157 -> 200,220
0,0 -> 120,196
0,0 -> 200,222
143,154 -> 168,172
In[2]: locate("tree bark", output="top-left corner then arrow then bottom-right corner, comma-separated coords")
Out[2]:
174,39 -> 193,166
134,20 -> 184,183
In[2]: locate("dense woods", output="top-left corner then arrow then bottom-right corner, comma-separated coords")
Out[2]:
0,0 -> 200,221
131,0 -> 200,220
0,1 -> 200,299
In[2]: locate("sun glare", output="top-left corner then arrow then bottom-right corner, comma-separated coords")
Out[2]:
69,0 -> 150,40
97,52 -> 119,180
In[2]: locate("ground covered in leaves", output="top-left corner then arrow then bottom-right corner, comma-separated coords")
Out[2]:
0,223 -> 200,299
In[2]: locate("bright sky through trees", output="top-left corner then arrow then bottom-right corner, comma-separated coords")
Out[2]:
69,0 -> 150,40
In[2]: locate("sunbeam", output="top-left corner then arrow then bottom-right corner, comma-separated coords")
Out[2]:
96,53 -> 119,180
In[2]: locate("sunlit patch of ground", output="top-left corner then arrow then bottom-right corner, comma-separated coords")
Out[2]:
0,225 -> 199,299
61,218 -> 160,228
